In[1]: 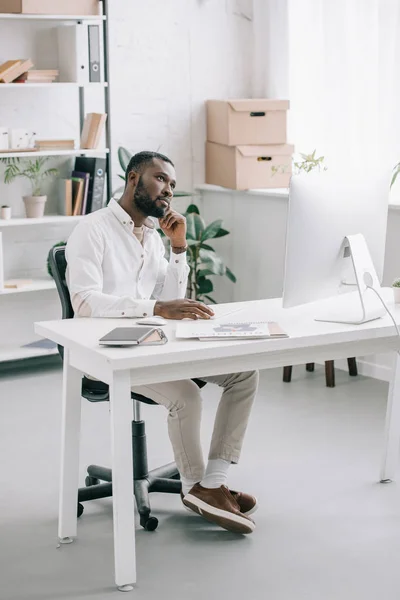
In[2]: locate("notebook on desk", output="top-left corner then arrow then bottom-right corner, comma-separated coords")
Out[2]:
175,321 -> 288,341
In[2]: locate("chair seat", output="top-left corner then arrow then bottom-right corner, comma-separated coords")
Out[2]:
82,376 -> 157,405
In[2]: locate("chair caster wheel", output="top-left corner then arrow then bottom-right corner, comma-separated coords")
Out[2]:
77,503 -> 84,518
85,475 -> 100,487
140,515 -> 158,531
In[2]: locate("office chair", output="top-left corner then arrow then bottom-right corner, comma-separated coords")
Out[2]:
49,246 -> 206,531
282,358 -> 358,388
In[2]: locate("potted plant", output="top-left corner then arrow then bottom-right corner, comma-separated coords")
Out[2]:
0,205 -> 11,220
159,204 -> 236,303
0,157 -> 58,218
272,149 -> 327,178
392,278 -> 400,303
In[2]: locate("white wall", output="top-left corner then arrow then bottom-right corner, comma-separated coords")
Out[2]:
107,0 -> 253,195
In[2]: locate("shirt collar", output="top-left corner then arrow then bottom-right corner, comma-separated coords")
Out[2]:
108,198 -> 155,233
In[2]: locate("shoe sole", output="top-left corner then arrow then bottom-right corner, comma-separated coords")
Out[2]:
183,500 -> 258,517
183,494 -> 255,534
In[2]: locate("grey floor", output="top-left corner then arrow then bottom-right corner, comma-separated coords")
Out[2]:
1,359 -> 400,600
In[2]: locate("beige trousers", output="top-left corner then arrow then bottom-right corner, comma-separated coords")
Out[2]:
132,370 -> 259,482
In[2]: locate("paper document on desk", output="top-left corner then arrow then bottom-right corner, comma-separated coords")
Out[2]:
176,321 -> 288,340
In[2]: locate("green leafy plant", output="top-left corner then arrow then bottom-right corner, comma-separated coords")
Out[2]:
392,278 -> 400,288
0,156 -> 58,196
116,146 -> 191,197
390,162 -> 400,189
159,204 -> 236,303
294,149 -> 327,174
271,149 -> 327,179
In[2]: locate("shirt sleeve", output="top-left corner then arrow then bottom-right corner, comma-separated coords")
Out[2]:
66,222 -> 156,318
152,236 -> 190,301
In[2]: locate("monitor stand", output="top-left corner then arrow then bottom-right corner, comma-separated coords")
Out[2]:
314,233 -> 386,325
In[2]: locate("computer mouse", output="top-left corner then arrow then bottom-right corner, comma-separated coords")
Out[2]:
136,316 -> 168,326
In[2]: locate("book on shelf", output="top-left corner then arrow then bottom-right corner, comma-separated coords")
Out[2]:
35,139 -> 76,150
72,178 -> 85,216
0,59 -> 34,83
80,112 -> 107,149
15,69 -> 59,83
4,279 -> 34,289
59,179 -> 73,216
74,156 -> 106,213
72,171 -> 90,215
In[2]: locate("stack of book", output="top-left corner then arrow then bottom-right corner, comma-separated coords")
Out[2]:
58,157 -> 107,217
80,113 -> 107,149
59,171 -> 90,217
15,70 -> 59,84
0,59 -> 33,83
35,139 -> 75,151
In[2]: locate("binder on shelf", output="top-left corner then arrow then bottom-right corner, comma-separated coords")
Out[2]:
80,112 -> 107,149
57,24 -> 89,84
74,156 -> 106,213
88,24 -> 101,82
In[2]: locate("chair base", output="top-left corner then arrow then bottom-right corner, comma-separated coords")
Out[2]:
77,420 -> 181,530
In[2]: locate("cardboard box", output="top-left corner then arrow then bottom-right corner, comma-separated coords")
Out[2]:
0,0 -> 100,15
207,99 -> 289,146
206,142 -> 294,191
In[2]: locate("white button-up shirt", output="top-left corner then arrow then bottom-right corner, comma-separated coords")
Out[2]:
66,198 -> 189,318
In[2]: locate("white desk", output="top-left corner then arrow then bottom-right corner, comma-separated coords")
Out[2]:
35,294 -> 400,591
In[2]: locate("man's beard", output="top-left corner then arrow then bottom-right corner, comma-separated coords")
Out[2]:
134,177 -> 166,219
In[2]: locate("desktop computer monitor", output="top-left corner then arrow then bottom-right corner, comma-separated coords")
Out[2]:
282,170 -> 391,324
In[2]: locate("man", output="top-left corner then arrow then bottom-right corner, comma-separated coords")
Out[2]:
66,151 -> 259,534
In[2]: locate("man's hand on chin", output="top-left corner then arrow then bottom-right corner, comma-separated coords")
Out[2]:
159,209 -> 187,250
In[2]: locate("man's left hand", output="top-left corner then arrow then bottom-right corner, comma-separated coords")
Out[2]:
159,209 -> 187,246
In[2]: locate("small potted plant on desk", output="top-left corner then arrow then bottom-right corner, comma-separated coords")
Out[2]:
392,278 -> 400,303
0,157 -> 58,218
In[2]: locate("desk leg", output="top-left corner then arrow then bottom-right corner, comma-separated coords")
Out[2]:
109,370 -> 136,591
58,349 -> 82,542
380,352 -> 400,482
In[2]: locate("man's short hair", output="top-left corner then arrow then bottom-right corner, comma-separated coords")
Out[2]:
125,151 -> 174,179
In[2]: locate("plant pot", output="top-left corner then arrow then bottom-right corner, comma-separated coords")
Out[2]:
23,195 -> 47,218
393,287 -> 400,303
0,206 -> 11,220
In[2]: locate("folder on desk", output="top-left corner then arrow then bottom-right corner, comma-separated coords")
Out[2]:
176,321 -> 288,340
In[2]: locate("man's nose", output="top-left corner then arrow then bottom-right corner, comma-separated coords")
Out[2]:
163,184 -> 173,198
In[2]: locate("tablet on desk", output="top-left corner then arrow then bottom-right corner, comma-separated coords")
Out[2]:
99,326 -> 168,347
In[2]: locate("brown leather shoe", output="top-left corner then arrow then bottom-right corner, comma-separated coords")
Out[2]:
181,489 -> 258,516
230,490 -> 258,516
182,483 -> 255,534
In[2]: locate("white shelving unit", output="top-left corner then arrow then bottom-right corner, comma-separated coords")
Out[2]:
0,82 -> 108,88
0,345 -> 58,362
0,278 -> 55,294
0,149 -> 109,159
0,4 -> 112,363
0,215 -> 83,226
0,14 -> 106,21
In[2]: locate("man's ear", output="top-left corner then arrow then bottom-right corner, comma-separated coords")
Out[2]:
126,170 -> 138,190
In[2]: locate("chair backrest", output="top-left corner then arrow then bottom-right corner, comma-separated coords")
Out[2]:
48,245 -> 74,320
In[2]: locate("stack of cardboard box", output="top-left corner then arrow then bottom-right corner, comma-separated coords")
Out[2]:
206,99 -> 294,190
